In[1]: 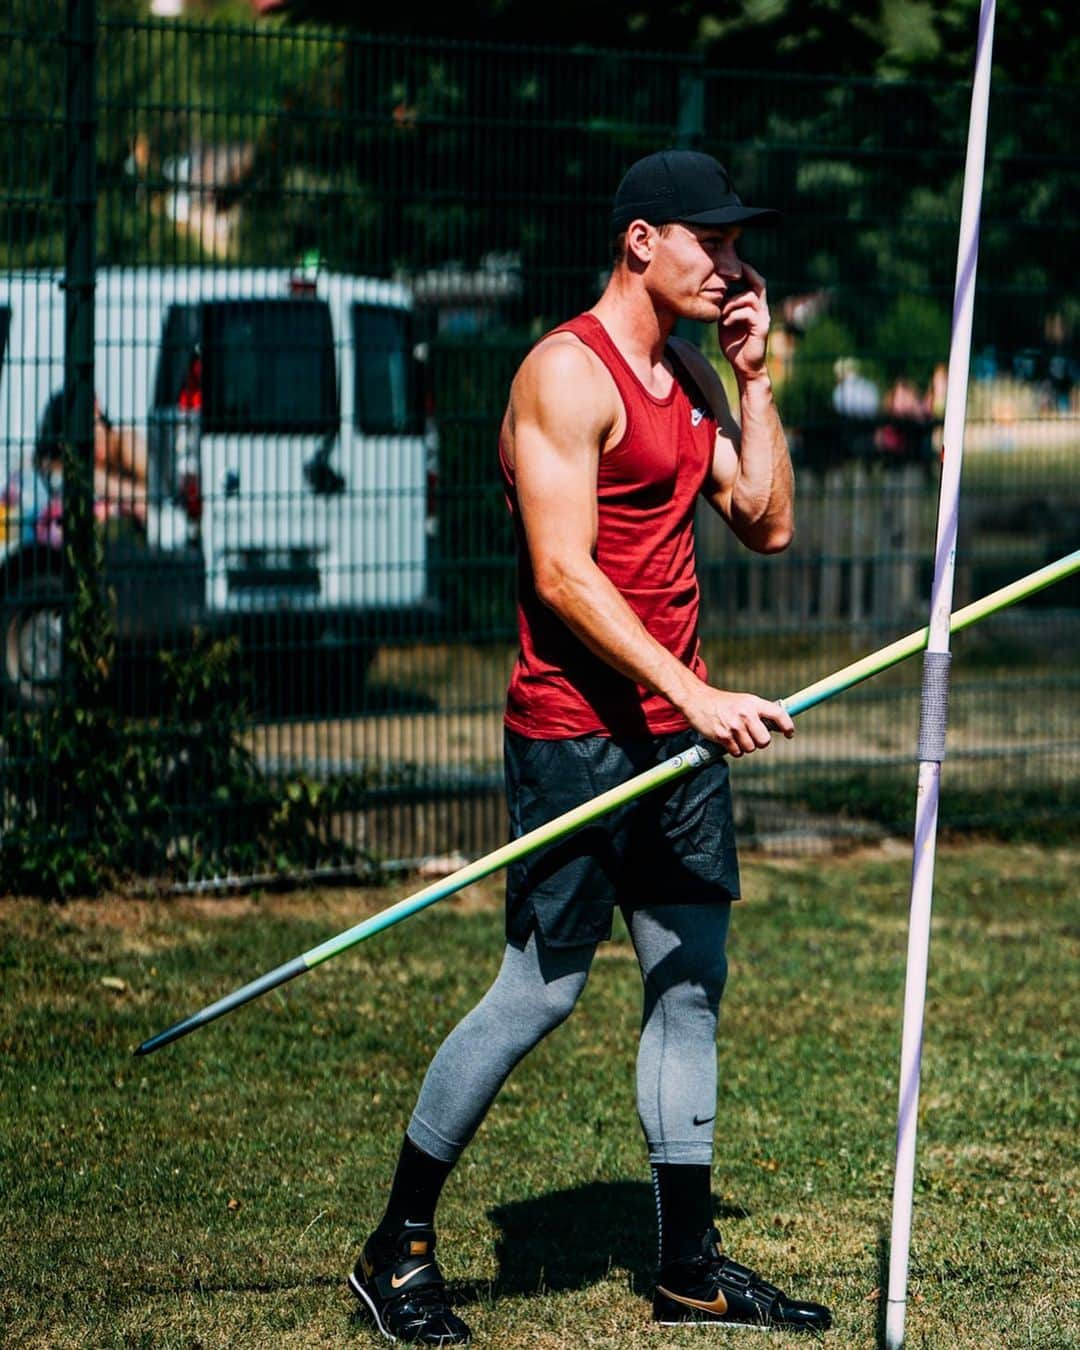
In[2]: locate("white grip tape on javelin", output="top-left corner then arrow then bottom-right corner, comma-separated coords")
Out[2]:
917,650 -> 952,762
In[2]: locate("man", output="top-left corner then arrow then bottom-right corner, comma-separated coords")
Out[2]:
349,149 -> 832,1343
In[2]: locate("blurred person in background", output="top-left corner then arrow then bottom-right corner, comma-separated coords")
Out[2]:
6,391 -> 149,546
831,356 -> 879,418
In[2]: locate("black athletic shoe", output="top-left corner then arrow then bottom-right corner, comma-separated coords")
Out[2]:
653,1228 -> 831,1332
348,1224 -> 471,1345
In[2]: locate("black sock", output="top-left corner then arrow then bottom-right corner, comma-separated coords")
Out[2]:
372,1134 -> 455,1247
652,1163 -> 713,1267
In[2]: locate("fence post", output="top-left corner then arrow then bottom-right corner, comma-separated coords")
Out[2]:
63,0 -> 97,696
819,465 -> 843,621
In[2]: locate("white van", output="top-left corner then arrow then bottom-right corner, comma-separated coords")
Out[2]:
0,267 -> 440,707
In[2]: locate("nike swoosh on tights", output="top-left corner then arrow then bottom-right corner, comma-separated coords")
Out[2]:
692,1113 -> 716,1126
390,1263 -> 433,1289
656,1284 -> 729,1315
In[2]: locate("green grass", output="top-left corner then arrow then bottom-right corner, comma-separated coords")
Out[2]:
2,843 -> 1078,1348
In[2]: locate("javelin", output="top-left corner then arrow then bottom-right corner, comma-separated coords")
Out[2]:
135,549 -> 1079,1058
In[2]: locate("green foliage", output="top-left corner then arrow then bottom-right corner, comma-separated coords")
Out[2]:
0,636 -> 365,900
0,442 -> 116,896
1,2 -> 331,269
270,0 -> 1078,88
0,627 -> 379,898
150,633 -> 380,886
869,293 -> 951,388
776,313 -> 860,423
5,9 -> 1074,357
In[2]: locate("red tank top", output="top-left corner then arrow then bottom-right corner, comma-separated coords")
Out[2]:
501,312 -> 716,738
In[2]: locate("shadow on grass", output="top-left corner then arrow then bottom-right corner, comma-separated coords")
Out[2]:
875,1230 -> 890,1350
455,1179 -> 752,1304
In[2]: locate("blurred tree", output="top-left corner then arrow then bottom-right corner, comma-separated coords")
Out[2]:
258,0 -> 1077,89
777,313 -> 860,424
3,0 -> 1073,359
870,294 -> 951,388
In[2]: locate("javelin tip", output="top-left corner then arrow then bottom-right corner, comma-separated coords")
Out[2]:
134,1017 -> 199,1057
135,953 -> 311,1056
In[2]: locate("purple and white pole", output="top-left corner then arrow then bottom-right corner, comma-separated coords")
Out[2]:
885,2 -> 997,1345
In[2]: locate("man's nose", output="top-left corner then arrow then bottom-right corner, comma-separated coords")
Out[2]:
718,249 -> 742,280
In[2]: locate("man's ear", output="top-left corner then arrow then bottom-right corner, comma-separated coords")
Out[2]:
625,219 -> 654,264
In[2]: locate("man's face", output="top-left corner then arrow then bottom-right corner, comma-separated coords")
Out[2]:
645,222 -> 744,321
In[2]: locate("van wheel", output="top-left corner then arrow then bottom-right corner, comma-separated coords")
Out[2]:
2,573 -> 65,711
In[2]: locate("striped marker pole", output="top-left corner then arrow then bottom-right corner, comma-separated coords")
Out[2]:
886,3 -> 996,1344
134,549 -> 1079,1058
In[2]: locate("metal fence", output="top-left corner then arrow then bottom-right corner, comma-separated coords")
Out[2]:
1,5 -> 1077,888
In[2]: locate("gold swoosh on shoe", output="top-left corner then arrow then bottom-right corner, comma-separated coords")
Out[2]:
391,1263 -> 433,1290
656,1284 -> 729,1315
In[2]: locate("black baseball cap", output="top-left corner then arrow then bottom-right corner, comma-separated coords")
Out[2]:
611,149 -> 780,233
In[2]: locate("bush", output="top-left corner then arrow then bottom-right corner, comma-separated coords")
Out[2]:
0,627 -> 379,898
0,443 -> 376,897
776,314 -> 861,424
869,294 -> 950,389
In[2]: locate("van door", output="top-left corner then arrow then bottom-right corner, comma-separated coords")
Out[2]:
343,299 -> 430,615
195,297 -> 340,616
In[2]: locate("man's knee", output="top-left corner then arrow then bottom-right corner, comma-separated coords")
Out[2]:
492,931 -> 591,1034
535,966 -> 589,1028
646,946 -> 728,1009
697,948 -> 729,1005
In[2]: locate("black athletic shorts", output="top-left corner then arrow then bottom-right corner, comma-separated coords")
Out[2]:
504,727 -> 740,949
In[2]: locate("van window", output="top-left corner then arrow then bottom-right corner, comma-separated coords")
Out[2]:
154,304 -> 201,409
203,300 -> 338,435
155,300 -> 339,435
352,303 -> 423,435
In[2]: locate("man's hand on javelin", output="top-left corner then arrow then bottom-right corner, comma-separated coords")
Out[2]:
680,682 -> 794,758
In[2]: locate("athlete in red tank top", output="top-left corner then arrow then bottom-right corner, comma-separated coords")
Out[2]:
502,311 -> 716,737
352,151 -> 830,1348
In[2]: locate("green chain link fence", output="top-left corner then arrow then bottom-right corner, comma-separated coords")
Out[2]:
1,5 -> 1077,891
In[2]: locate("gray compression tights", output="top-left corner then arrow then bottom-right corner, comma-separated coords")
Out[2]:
406,903 -> 731,1168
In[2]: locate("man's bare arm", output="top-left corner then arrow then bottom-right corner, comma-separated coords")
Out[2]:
682,262 -> 794,553
709,370 -> 794,553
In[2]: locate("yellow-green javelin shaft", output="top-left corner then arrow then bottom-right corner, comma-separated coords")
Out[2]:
134,550 -> 1079,1057
785,548 -> 1079,716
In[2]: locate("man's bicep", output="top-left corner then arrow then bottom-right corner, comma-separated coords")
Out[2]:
513,420 -> 600,569
509,341 -> 610,568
